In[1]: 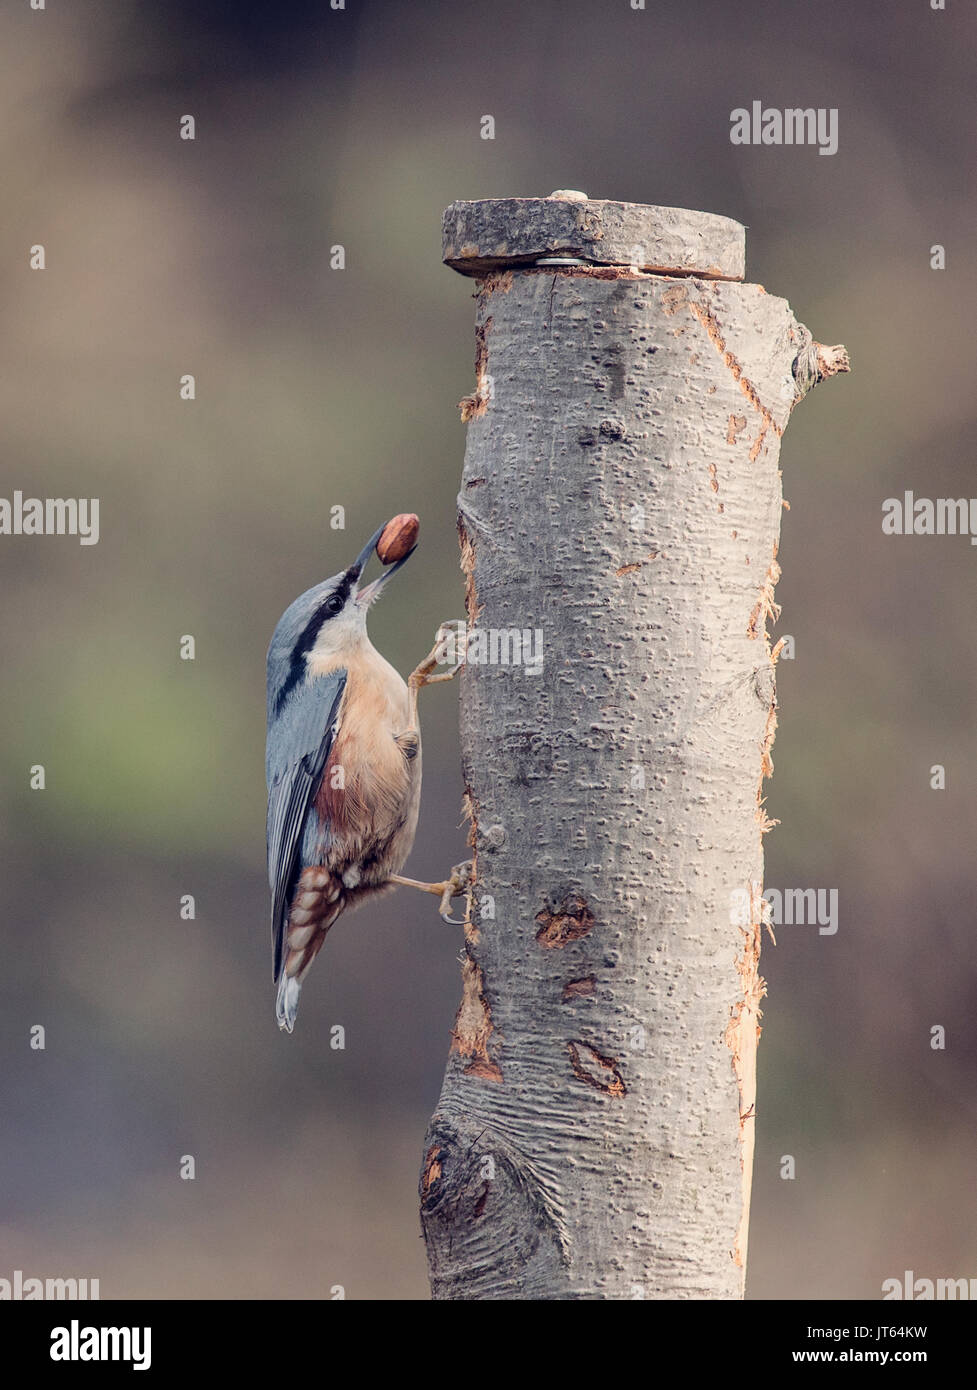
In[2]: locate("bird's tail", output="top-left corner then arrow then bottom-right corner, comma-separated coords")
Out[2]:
276,972 -> 302,1033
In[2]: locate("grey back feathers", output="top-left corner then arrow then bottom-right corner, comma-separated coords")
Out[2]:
266,669 -> 346,984
266,574 -> 352,993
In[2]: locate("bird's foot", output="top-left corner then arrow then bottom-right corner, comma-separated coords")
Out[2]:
408,622 -> 467,693
389,859 -> 473,926
406,621 -> 467,727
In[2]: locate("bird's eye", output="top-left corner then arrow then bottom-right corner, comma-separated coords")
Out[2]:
325,594 -> 344,615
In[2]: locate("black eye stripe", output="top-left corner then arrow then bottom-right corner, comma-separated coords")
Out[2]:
323,572 -> 354,616
299,578 -> 351,647
273,575 -> 353,716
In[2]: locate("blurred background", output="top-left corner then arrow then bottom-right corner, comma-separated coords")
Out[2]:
1,0 -> 974,1299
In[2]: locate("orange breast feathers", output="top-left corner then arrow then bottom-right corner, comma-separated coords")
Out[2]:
313,649 -> 416,847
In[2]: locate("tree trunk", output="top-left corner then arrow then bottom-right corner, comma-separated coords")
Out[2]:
420,194 -> 848,1300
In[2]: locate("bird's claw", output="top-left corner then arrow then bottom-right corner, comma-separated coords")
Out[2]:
438,860 -> 474,926
434,621 -> 468,675
409,621 -> 468,690
388,860 -> 474,927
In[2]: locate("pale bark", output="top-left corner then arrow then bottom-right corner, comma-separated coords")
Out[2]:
421,197 -> 848,1300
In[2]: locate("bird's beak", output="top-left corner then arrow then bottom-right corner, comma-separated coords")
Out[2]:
349,524 -> 416,607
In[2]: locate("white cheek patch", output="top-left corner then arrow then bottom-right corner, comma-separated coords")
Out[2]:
306,604 -> 365,676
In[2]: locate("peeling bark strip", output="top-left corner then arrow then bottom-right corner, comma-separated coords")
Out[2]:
421,195 -> 848,1300
535,892 -> 595,947
459,317 -> 494,422
449,957 -> 501,1080
562,976 -> 596,1000
567,1040 -> 627,1097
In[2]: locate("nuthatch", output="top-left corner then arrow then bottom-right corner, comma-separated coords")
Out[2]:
266,518 -> 468,1032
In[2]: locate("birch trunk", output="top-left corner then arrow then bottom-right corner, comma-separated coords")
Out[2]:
420,195 -> 848,1300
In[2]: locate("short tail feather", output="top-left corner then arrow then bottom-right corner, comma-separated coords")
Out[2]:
276,972 -> 302,1033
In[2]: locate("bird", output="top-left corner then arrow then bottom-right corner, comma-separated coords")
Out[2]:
265,518 -> 468,1032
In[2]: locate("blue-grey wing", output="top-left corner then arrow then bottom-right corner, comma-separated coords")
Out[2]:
266,670 -> 347,981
